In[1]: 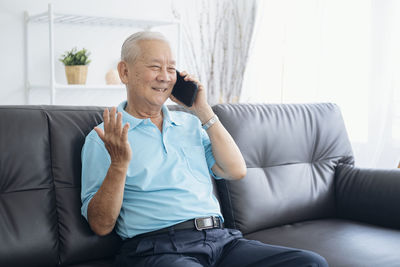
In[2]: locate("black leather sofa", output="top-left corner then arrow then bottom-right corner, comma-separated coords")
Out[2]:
1,103 -> 400,267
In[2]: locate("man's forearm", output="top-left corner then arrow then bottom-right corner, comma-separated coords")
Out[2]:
87,163 -> 127,236
197,106 -> 247,180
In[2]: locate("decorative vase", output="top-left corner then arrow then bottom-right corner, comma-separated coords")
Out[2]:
65,65 -> 88,84
105,69 -> 121,85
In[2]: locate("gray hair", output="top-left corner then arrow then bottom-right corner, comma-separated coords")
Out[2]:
121,31 -> 169,63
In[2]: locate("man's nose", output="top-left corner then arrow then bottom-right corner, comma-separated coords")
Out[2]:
157,68 -> 172,82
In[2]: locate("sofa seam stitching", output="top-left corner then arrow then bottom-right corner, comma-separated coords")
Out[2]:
0,185 -> 83,194
0,186 -> 53,194
246,155 -> 346,169
45,110 -> 62,266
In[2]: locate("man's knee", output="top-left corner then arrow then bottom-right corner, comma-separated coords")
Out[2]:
292,250 -> 329,267
123,254 -> 204,267
153,254 -> 204,267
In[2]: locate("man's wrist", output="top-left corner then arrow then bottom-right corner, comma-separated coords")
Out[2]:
110,161 -> 129,172
195,105 -> 214,124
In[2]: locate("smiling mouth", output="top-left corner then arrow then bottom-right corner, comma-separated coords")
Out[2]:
152,87 -> 168,93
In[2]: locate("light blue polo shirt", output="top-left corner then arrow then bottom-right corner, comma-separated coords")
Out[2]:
81,101 -> 223,239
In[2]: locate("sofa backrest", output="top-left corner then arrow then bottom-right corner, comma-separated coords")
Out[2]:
0,106 -> 121,267
0,103 -> 354,265
213,103 -> 354,235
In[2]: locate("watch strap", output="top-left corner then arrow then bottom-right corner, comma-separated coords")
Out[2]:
202,114 -> 219,130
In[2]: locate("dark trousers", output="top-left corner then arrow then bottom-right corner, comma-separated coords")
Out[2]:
115,228 -> 328,267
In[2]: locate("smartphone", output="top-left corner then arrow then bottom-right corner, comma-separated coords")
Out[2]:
172,70 -> 198,107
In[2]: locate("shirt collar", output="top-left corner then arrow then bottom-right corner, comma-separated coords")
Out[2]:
162,105 -> 182,126
117,101 -> 182,130
117,101 -> 143,130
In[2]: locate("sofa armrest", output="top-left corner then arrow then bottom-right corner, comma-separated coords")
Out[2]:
335,164 -> 400,229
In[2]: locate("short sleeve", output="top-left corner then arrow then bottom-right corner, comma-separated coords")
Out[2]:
200,128 -> 223,180
80,135 -> 111,220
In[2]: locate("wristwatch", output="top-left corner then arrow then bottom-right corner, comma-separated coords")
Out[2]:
202,114 -> 219,130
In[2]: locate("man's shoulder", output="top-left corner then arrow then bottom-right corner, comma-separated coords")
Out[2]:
81,122 -> 109,160
84,122 -> 104,145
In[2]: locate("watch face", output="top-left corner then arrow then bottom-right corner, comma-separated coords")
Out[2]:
202,115 -> 218,130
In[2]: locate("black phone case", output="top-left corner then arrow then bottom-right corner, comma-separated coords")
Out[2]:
172,71 -> 198,107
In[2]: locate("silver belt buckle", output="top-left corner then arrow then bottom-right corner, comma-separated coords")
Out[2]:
195,216 -> 216,231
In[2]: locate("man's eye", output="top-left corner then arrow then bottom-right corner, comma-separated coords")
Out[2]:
168,67 -> 176,73
150,66 -> 161,70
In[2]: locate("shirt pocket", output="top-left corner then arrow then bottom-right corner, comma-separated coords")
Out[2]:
181,145 -> 211,184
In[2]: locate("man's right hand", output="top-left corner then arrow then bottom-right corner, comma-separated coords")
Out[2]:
94,107 -> 132,168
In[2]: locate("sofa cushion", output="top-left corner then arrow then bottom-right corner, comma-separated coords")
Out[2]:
244,219 -> 400,267
213,103 -> 354,234
0,107 -> 59,267
44,106 -> 122,266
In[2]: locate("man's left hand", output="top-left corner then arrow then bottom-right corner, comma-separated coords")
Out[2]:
169,71 -> 214,124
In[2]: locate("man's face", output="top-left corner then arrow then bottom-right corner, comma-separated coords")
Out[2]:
126,40 -> 177,107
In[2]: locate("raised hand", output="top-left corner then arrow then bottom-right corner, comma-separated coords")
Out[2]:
94,107 -> 132,168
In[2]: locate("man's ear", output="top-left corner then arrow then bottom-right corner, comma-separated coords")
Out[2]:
117,61 -> 129,84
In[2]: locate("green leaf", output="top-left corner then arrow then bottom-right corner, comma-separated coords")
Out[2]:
59,47 -> 91,66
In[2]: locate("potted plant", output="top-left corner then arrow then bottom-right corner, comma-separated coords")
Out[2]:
59,47 -> 91,84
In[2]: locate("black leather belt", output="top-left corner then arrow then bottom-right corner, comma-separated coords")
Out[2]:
135,216 -> 223,239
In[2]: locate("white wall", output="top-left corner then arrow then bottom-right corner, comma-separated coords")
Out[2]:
0,0 -> 179,106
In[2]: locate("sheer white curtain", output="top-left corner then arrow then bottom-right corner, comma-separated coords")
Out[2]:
367,0 -> 400,168
242,0 -> 400,168
172,0 -> 257,105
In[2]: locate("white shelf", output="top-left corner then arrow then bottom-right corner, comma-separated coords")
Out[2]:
30,83 -> 125,91
56,84 -> 125,90
26,12 -> 179,28
24,3 -> 181,104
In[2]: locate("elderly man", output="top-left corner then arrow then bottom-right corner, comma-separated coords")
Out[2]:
81,31 -> 328,267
